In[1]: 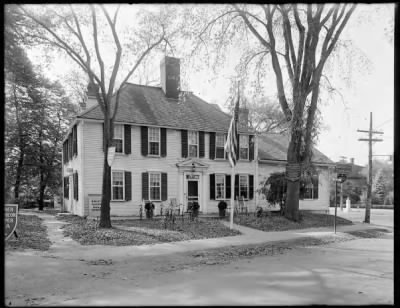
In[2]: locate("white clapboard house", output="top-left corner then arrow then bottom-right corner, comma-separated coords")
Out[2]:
62,56 -> 334,217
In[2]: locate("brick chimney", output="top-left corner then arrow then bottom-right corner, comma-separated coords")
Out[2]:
160,56 -> 180,99
238,107 -> 249,129
82,82 -> 99,110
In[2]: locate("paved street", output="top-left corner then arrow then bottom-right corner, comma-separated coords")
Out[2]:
5,209 -> 394,306
329,207 -> 393,228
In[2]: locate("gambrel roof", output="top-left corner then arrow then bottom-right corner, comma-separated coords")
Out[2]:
258,133 -> 334,165
78,83 -> 252,134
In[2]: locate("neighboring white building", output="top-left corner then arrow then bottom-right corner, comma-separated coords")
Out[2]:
62,56 -> 334,217
256,133 -> 335,213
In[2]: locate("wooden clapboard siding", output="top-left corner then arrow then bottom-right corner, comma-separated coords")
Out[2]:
82,122 -> 182,216
66,120 -> 258,216
62,121 -> 85,216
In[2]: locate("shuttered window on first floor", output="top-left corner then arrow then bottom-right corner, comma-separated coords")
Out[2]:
149,173 -> 161,201
73,172 -> 78,200
64,176 -> 69,199
110,170 -> 132,201
215,174 -> 225,199
239,174 -> 249,199
234,174 -> 254,200
142,172 -> 168,201
112,170 -> 124,201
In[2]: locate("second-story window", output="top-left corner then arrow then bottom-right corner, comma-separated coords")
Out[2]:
239,135 -> 249,160
215,133 -> 226,159
148,127 -> 160,156
188,131 -> 198,158
113,124 -> 123,153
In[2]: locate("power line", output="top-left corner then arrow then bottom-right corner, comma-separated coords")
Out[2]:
375,117 -> 393,129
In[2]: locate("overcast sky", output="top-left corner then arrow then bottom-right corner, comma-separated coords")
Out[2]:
27,4 -> 394,167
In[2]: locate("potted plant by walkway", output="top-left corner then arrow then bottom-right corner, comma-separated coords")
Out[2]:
192,201 -> 200,220
145,202 -> 155,219
218,201 -> 227,218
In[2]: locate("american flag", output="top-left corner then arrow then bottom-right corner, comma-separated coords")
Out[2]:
224,91 -> 240,168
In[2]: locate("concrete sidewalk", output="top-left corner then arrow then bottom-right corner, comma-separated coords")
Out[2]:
18,209 -> 392,261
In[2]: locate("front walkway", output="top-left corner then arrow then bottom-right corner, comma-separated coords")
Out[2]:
16,209 -> 391,263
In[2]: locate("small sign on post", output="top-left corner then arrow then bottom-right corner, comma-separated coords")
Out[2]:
335,163 -> 352,176
5,204 -> 18,241
88,194 -> 102,218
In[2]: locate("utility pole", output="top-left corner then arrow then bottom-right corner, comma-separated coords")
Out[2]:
357,112 -> 383,223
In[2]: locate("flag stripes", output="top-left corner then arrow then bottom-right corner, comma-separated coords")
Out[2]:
225,93 -> 240,167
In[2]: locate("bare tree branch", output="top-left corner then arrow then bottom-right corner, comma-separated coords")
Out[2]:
100,5 -> 122,104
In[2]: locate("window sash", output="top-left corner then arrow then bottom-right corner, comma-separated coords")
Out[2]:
215,174 -> 225,200
188,131 -> 198,157
215,134 -> 226,159
113,125 -> 123,153
149,173 -> 161,201
304,183 -> 314,199
112,171 -> 124,201
239,135 -> 249,160
148,128 -> 160,155
239,175 -> 249,199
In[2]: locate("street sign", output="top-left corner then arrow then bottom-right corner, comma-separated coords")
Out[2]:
285,163 -> 301,181
107,146 -> 116,167
335,163 -> 352,175
5,204 -> 18,241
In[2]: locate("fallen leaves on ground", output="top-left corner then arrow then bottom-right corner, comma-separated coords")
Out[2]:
5,215 -> 51,251
229,211 -> 353,232
56,215 -> 240,246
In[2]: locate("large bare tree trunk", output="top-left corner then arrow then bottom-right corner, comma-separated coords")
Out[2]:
14,146 -> 24,202
284,91 -> 306,222
99,115 -> 112,228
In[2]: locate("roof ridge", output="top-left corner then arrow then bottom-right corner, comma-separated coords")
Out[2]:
124,82 -> 161,90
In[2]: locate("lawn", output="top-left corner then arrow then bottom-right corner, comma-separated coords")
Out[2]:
227,211 -> 353,232
56,215 -> 241,246
5,214 -> 51,251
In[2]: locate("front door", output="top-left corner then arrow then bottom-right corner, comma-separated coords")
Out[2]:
187,180 -> 199,211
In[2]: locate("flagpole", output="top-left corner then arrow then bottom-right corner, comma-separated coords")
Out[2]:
230,165 -> 235,229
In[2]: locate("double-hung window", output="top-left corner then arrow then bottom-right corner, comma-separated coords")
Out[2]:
239,135 -> 249,160
148,127 -> 160,156
215,133 -> 226,159
112,171 -> 124,201
188,131 -> 198,158
239,175 -> 249,199
113,124 -> 123,153
215,174 -> 225,199
302,174 -> 319,199
149,173 -> 161,201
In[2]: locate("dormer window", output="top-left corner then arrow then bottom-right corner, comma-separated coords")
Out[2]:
188,131 -> 198,158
